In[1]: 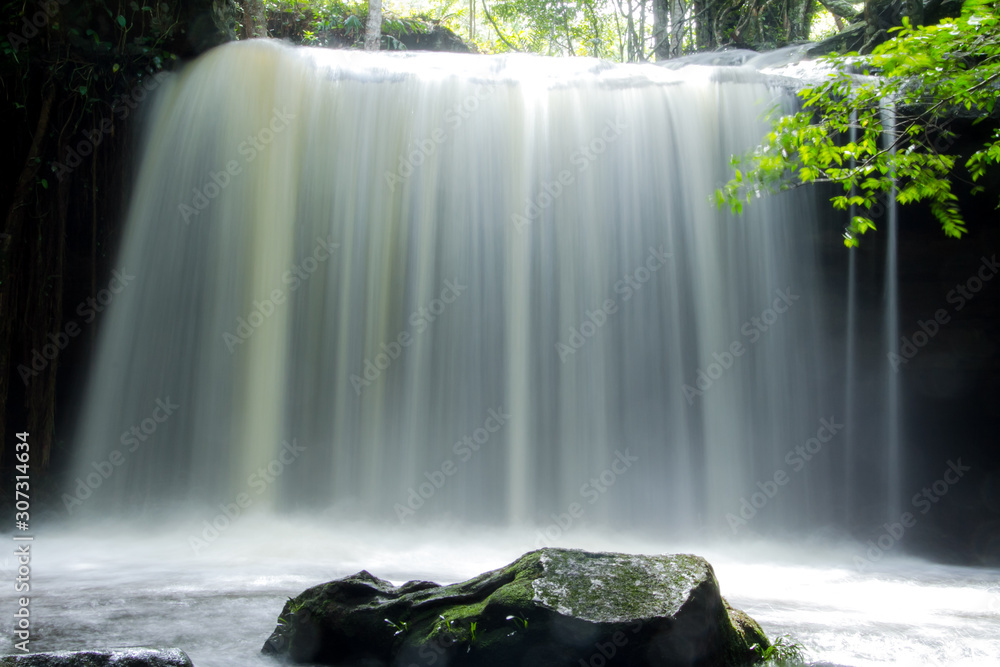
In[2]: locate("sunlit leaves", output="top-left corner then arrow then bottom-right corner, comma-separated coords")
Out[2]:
716,0 -> 1000,246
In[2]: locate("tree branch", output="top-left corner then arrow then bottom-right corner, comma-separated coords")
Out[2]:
481,0 -> 522,51
817,0 -> 860,21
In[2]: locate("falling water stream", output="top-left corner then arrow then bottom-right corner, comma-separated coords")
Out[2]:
882,107 -> 903,523
67,40 -> 839,531
844,112 -> 858,527
3,41 -> 998,666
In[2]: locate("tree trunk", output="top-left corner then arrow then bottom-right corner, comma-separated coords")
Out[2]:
698,0 -> 819,49
469,0 -> 475,43
653,0 -> 671,60
694,1 -> 711,49
903,0 -> 923,26
789,0 -> 815,41
862,0 -> 898,53
240,0 -> 268,38
818,0 -> 860,21
1,87 -> 56,469
366,0 -> 382,51
670,0 -> 685,57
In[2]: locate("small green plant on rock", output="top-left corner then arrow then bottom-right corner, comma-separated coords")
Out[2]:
505,614 -> 529,630
384,618 -> 409,636
751,634 -> 804,663
278,596 -> 307,625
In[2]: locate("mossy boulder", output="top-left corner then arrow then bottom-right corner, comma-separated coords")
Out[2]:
261,548 -> 769,666
0,648 -> 193,666
396,25 -> 471,53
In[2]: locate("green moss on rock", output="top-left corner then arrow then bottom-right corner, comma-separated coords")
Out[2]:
262,548 -> 771,666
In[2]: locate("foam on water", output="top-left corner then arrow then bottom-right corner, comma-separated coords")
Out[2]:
2,519 -> 998,666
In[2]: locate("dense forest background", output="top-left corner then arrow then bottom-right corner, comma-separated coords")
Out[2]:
2,2 -> 998,565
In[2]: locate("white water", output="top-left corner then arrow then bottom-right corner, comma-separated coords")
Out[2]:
882,106 -> 902,523
67,40 -> 849,532
33,39 -> 998,667
2,521 -> 999,666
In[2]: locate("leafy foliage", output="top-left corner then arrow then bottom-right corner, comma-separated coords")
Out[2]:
716,0 -> 1000,247
2,0 -> 181,122
266,0 -> 429,48
505,614 -> 529,630
751,634 -> 805,663
384,617 -> 409,635
264,0 -> 826,60
478,0 -> 701,60
409,0 -> 468,43
484,0 -> 608,56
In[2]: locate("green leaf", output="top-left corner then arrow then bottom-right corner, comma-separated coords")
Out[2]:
718,0 -> 998,245
117,15 -> 127,28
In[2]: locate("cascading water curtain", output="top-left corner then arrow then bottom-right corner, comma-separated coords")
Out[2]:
844,109 -> 858,525
65,40 -> 849,538
882,104 -> 902,521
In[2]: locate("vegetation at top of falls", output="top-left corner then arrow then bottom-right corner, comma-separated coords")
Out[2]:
2,0 -> 182,139
265,0 -> 843,60
716,0 -> 1000,247
265,0 -> 437,50
264,0 -> 622,56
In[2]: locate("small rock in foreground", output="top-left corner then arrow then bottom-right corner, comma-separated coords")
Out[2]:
0,648 -> 194,667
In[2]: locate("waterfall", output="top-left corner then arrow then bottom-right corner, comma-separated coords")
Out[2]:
844,111 -> 858,525
67,40 -> 853,536
882,106 -> 902,521
844,248 -> 858,524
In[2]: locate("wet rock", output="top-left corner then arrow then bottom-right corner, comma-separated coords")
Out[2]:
0,647 -> 194,667
262,548 -> 769,666
397,25 -> 471,53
